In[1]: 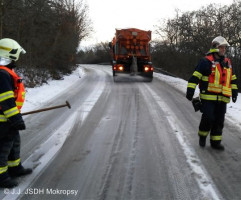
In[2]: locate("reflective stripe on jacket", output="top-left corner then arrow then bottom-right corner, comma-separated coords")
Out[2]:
187,54 -> 238,104
205,54 -> 232,97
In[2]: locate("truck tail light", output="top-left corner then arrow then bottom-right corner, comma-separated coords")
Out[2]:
144,65 -> 153,72
114,64 -> 124,71
118,65 -> 124,71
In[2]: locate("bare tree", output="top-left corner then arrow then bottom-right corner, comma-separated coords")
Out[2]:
153,1 -> 241,88
1,0 -> 93,86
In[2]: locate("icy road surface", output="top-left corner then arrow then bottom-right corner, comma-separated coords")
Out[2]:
1,65 -> 241,200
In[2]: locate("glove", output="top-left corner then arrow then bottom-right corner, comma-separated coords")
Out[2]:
192,97 -> 202,112
232,96 -> 237,103
10,119 -> 26,130
232,90 -> 238,103
186,89 -> 194,101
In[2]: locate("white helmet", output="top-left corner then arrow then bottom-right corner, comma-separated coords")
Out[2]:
209,36 -> 230,53
212,36 -> 230,47
0,38 -> 26,65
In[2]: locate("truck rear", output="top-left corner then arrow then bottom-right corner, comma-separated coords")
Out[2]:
109,28 -> 153,81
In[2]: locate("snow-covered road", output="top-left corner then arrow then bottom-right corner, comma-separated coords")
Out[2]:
1,65 -> 241,200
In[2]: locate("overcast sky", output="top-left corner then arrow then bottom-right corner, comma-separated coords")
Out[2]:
80,0 -> 234,47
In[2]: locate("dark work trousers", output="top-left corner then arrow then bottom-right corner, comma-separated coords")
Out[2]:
0,122 -> 20,168
199,100 -> 227,142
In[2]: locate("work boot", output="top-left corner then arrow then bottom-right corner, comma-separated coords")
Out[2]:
210,141 -> 225,151
199,136 -> 206,147
0,173 -> 18,188
8,165 -> 32,177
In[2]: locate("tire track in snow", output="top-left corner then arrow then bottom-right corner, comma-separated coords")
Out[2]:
97,85 -> 140,200
97,98 -> 130,200
120,86 -> 140,200
140,84 -> 196,200
143,83 -> 224,200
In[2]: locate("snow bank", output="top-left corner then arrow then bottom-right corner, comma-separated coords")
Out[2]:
22,66 -> 85,113
154,73 -> 241,127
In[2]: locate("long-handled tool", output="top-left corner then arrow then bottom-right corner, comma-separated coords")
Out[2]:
21,101 -> 71,116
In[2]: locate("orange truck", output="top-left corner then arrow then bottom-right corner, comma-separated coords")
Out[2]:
109,28 -> 153,80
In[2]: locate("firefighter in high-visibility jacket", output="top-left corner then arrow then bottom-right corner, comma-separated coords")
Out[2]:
186,36 -> 238,150
0,38 -> 32,188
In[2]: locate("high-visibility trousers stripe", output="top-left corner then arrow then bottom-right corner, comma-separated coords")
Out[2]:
0,166 -> 8,174
8,158 -> 21,167
210,135 -> 222,141
198,130 -> 209,137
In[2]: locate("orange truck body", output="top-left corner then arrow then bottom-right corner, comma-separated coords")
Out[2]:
109,28 -> 153,79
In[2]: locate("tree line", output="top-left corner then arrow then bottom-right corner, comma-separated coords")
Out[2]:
0,0 -> 92,87
79,1 -> 241,90
152,1 -> 241,89
3,0 -> 240,89
77,42 -> 111,64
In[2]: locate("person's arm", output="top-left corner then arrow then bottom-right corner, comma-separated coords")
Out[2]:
231,65 -> 238,103
0,70 -> 25,130
186,58 -> 209,101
